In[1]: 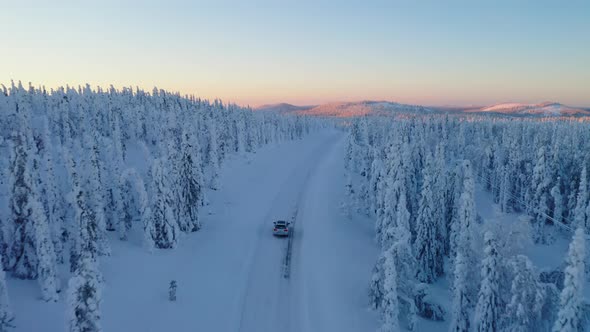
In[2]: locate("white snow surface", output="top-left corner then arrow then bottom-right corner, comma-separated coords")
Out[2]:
8,128 -> 379,332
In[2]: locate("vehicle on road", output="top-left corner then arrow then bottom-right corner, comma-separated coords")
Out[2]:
273,220 -> 291,236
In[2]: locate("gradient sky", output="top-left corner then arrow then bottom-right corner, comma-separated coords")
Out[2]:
1,0 -> 589,107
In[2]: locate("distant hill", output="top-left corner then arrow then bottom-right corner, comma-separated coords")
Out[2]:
298,101 -> 433,117
254,103 -> 315,114
468,102 -> 590,117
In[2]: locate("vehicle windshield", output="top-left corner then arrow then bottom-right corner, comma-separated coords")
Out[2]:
275,224 -> 286,229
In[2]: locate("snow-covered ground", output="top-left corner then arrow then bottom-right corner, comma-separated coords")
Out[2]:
8,128 -> 379,332
473,186 -> 570,271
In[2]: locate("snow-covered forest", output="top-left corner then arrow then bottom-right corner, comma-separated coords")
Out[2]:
345,115 -> 590,331
0,82 -> 317,331
2,81 -> 589,332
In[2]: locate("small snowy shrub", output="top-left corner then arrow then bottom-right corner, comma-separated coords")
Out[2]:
169,280 -> 177,302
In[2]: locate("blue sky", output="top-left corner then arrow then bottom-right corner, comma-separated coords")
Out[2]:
1,0 -> 589,106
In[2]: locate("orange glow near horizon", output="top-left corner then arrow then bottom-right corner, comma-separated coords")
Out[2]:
3,74 -> 589,109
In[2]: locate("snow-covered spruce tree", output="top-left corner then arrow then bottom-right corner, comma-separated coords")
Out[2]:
450,250 -> 471,332
457,160 -> 477,273
573,166 -> 587,230
433,143 -> 448,269
28,135 -> 60,300
448,163 -> 464,265
503,138 -> 523,212
552,227 -> 585,332
118,168 -> 151,241
39,117 -> 66,264
505,255 -> 545,332
353,119 -> 373,214
110,156 -> 127,239
0,181 -> 6,269
30,196 -> 59,302
482,145 -> 494,192
378,142 -> 403,248
379,245 -> 400,332
414,153 -> 441,283
235,112 -> 246,154
72,185 -> 101,266
370,137 -> 417,326
177,128 -> 203,233
103,145 -> 124,232
395,187 -> 412,254
344,129 -> 356,172
587,198 -> 590,237
377,186 -> 395,248
164,126 -> 181,219
66,255 -> 102,332
118,177 -> 134,241
566,181 -> 580,225
63,146 -> 81,272
400,138 -> 418,237
550,180 -> 563,227
369,252 -> 386,311
344,171 -> 355,218
0,268 -> 13,331
369,155 -> 385,217
474,231 -> 500,332
65,143 -> 102,272
216,106 -> 230,160
572,167 -> 590,277
147,159 -> 178,249
82,134 -> 110,256
499,165 -> 512,214
244,111 -> 257,152
169,280 -> 177,301
449,161 -> 477,332
531,147 -> 551,244
392,188 -> 417,330
102,123 -> 125,234
111,111 -> 126,162
7,132 -> 38,279
205,115 -> 220,190
488,142 -> 503,203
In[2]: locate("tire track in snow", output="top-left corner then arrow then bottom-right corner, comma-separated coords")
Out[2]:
283,170 -> 310,279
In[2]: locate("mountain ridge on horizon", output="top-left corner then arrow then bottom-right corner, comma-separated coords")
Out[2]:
254,100 -> 590,117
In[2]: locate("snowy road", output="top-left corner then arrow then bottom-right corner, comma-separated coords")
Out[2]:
230,129 -> 379,332
235,133 -> 330,332
10,129 -> 378,332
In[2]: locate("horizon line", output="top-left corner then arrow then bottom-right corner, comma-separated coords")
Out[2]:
3,80 -> 589,110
